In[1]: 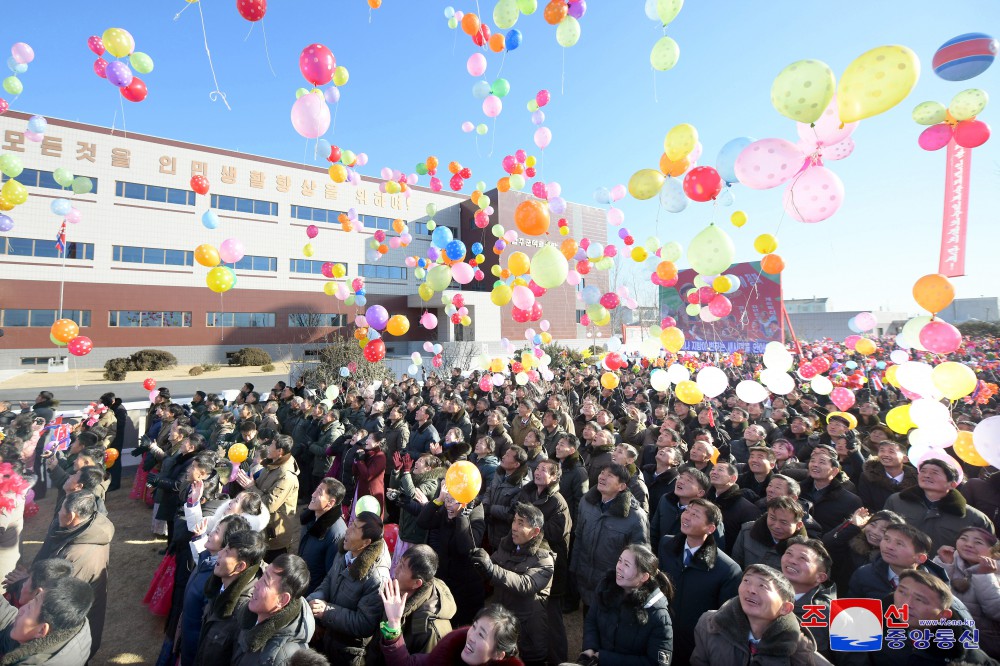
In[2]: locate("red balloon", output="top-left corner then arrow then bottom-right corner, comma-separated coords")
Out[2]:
600,293 -> 620,309
88,36 -> 105,56
528,280 -> 547,297
190,175 -> 210,195
576,260 -> 591,275
798,362 -> 817,379
683,166 -> 724,202
364,338 -> 386,363
94,58 -> 108,79
328,145 -> 342,163
511,306 -> 530,323
23,503 -> 38,519
811,356 -> 831,374
143,378 -> 156,391
529,303 -> 543,321
120,77 -> 148,103
383,523 -> 399,554
299,43 -> 336,86
67,336 -> 93,357
237,0 -> 267,21
953,119 -> 991,149
449,174 -> 464,191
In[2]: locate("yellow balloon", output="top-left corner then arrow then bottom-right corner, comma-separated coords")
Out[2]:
303,243 -> 315,257
885,364 -> 900,388
386,315 -> 410,336
540,332 -> 552,344
1,179 -> 27,205
627,168 -> 665,200
323,281 -> 337,296
601,372 -> 620,390
593,311 -> 612,327
731,210 -> 748,227
331,263 -> 346,278
660,326 -> 685,353
490,284 -> 512,306
206,266 -> 235,293
664,123 -> 698,160
0,197 -> 13,211
102,28 -> 135,59
418,282 -> 434,301
713,276 -> 731,292
507,251 -> 530,276
770,59 -> 835,124
854,338 -> 877,356
333,66 -> 350,87
329,164 -> 348,183
837,45 -> 920,123
490,358 -> 505,373
631,247 -> 648,263
675,379 -> 704,405
753,233 -> 778,254
953,431 -> 988,466
885,404 -> 915,435
931,361 -> 977,400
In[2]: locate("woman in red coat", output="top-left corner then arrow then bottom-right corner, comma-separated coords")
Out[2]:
353,431 -> 387,519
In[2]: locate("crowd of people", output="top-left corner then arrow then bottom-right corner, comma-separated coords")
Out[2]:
0,340 -> 997,665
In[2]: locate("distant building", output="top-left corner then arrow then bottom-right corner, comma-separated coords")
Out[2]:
937,297 -> 999,324
784,297 -> 828,314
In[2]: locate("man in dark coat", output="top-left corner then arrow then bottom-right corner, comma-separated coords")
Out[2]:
19,391 -> 55,424
780,536 -> 837,662
797,445 -> 863,533
0,576 -> 93,666
650,467 -> 710,546
732,496 -> 809,569
482,446 -> 530,550
297,478 -> 347,595
857,439 -> 917,512
658,498 -> 742,664
406,406 -> 440,458
708,462 -> 762,554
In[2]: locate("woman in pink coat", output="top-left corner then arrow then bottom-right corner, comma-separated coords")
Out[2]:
353,431 -> 387,519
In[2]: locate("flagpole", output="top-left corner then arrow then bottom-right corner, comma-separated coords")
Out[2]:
57,223 -> 66,360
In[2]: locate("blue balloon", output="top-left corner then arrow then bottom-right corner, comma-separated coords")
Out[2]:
202,210 -> 219,229
876,361 -> 886,370
355,295 -> 367,307
27,115 -> 47,135
356,289 -> 366,297
6,58 -> 26,75
593,187 -> 611,204
581,285 -> 601,305
847,316 -> 860,334
717,186 -> 735,207
533,335 -> 543,345
50,198 -> 72,217
472,80 -> 491,100
340,367 -> 350,377
431,226 -> 454,249
444,239 -> 466,260
934,33 -> 998,81
471,242 -> 484,255
316,138 -> 332,161
444,6 -> 455,18
659,177 -> 687,213
845,361 -> 858,370
716,137 -> 754,184
505,29 -> 522,51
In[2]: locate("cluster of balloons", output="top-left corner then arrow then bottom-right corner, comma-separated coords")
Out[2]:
446,6 -> 523,52
89,29 -> 152,103
497,149 -> 539,193
644,0 -> 683,71
1,42 -> 34,111
751,232 -> 784,275
49,319 -> 93,357
412,220 -> 486,299
327,276 -> 367,307
0,138 -> 89,220
914,88 -> 990,151
443,292 -> 473,327
422,341 -> 446,369
194,239 -> 244,293
892,274 -> 962,355
326,145 -> 368,188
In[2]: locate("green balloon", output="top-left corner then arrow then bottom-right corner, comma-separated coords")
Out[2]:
2,76 -> 22,96
555,16 -> 581,48
476,123 -> 488,135
129,52 -> 155,75
509,173 -> 525,190
426,220 -> 436,230
53,167 -> 74,188
687,224 -> 736,276
586,304 -> 609,321
516,0 -> 537,15
426,264 -> 452,292
650,36 -> 680,71
770,59 -> 835,124
493,0 -> 519,29
491,78 -> 510,98
912,100 -> 947,126
656,0 -> 684,24
425,203 -> 437,216
662,240 -> 682,262
475,180 -> 487,192
415,162 -> 428,175
71,176 -> 93,195
340,149 -> 356,165
50,333 -> 67,347
949,88 -> 988,122
479,194 -> 491,209
526,99 -> 539,112
530,245 -> 569,288
491,224 -> 504,237
0,154 -> 23,179
414,267 -> 425,280
295,87 -> 309,99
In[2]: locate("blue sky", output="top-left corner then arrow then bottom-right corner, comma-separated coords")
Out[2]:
6,0 -> 1000,315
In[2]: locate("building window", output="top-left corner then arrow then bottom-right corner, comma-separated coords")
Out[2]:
115,180 -> 194,206
112,245 -> 194,266
1,309 -> 90,327
358,264 -> 407,280
411,222 -> 456,237
3,168 -> 99,194
576,310 -> 586,324
206,312 -> 276,328
288,313 -> 346,328
211,194 -> 278,217
232,255 -> 277,272
20,357 -> 52,366
1,237 -> 94,260
290,204 -> 347,224
289,259 -> 329,275
109,311 -> 192,327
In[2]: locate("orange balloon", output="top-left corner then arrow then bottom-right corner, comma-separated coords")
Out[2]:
489,33 -> 506,53
470,190 -> 481,206
659,153 -> 690,177
656,260 -> 678,281
195,244 -> 221,267
954,431 -> 988,466
461,12 -> 481,36
104,448 -> 119,469
761,254 -> 785,274
367,0 -> 381,7
514,199 -> 550,236
228,443 -> 249,464
497,177 -> 511,193
392,218 -> 405,233
543,0 -> 568,24
511,163 -> 524,175
445,461 -> 482,503
912,274 -> 955,314
50,319 -> 79,344
448,161 -> 461,175
0,198 -> 13,211
426,156 -> 439,171
560,238 -> 579,260
377,245 -> 389,254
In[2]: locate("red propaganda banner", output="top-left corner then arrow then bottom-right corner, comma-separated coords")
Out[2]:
939,139 -> 971,277
659,261 -> 783,353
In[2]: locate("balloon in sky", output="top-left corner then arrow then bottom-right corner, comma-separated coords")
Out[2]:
290,93 -> 330,139
933,33 -> 998,81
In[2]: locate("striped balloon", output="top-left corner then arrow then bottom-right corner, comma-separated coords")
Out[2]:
933,32 -> 999,81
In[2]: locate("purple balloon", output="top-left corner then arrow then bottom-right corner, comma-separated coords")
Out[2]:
568,0 -> 587,19
0,214 -> 12,232
105,61 -> 133,88
365,305 -> 389,331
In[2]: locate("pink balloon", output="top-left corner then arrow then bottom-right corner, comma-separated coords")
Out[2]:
854,312 -> 877,331
461,121 -> 474,133
65,208 -> 83,224
290,93 -> 331,139
830,387 -> 856,412
708,295 -> 732,317
919,123 -> 954,151
536,90 -> 550,107
11,42 -> 34,65
511,285 -> 535,310
87,36 -> 105,56
298,43 -> 335,86
782,165 -> 844,223
606,207 -> 624,226
0,100 -> 7,115
219,238 -> 245,264
918,320 -> 962,354
796,97 -> 858,147
306,225 -> 319,239
483,95 -> 502,118
94,58 -> 108,79
534,127 -> 552,149
844,334 -> 862,348
67,336 -> 93,357
609,184 -> 627,202
954,120 -> 991,149
823,137 -> 855,161
451,262 -> 475,284
420,312 -> 438,329
467,53 -> 487,77
734,138 -> 806,190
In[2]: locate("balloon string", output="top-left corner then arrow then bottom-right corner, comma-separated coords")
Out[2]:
496,51 -> 508,79
244,22 -> 255,41
198,0 -> 231,110
118,91 -> 127,139
261,18 -> 277,77
173,2 -> 192,21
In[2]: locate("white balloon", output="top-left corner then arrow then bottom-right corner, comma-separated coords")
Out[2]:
972,416 -> 1000,468
909,399 -> 950,429
696,366 -> 729,398
650,369 -> 670,392
607,336 -> 623,353
762,370 -> 795,396
735,380 -> 769,404
889,350 -> 909,365
666,363 -> 690,384
763,349 -> 794,372
810,375 -> 834,395
896,361 -> 939,399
